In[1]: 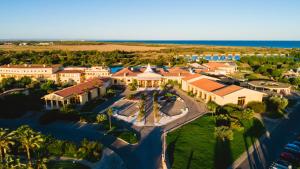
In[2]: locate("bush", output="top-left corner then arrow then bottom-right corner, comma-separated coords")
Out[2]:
214,126 -> 234,141
266,96 -> 288,112
48,140 -> 65,156
246,101 -> 266,114
207,101 -> 219,113
63,142 -> 78,158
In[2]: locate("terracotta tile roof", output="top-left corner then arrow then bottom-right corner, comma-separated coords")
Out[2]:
182,74 -> 201,81
112,68 -> 139,77
0,64 -> 62,69
213,85 -> 242,96
160,67 -> 190,77
54,78 -> 106,97
57,70 -> 83,74
112,66 -> 190,77
190,78 -> 225,92
203,62 -> 229,69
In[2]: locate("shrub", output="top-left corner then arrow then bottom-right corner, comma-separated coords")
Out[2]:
48,140 -> 65,156
246,101 -> 266,114
266,96 -> 288,112
214,126 -> 234,141
63,142 -> 78,158
240,108 -> 254,120
207,101 -> 219,113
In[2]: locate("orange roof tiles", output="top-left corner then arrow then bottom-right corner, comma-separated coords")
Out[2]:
112,66 -> 191,77
213,85 -> 242,96
190,78 -> 225,92
203,62 -> 229,69
112,68 -> 139,77
54,78 -> 106,97
182,74 -> 201,81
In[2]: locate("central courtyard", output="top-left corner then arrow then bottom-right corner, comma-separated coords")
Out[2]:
111,89 -> 188,126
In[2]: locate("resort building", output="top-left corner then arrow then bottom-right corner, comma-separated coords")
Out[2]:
248,80 -> 291,95
0,64 -> 61,81
112,64 -> 191,88
57,69 -> 84,84
0,64 -> 111,84
181,75 -> 264,106
201,62 -> 237,75
42,78 -> 111,110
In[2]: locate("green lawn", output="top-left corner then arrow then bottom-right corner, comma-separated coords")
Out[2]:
166,114 -> 265,169
110,129 -> 139,144
47,161 -> 90,169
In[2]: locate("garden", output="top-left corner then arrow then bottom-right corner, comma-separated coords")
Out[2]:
167,103 -> 266,169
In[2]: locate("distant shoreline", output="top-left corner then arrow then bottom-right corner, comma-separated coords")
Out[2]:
97,40 -> 300,48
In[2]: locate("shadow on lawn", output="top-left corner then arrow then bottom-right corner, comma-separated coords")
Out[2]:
213,138 -> 233,169
166,129 -> 183,168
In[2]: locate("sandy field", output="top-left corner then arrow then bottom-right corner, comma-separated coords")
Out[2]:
0,44 -> 167,52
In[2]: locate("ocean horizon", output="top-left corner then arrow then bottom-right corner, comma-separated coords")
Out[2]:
99,40 -> 300,48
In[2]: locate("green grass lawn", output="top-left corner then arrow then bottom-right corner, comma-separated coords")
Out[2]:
110,129 -> 139,144
47,161 -> 90,169
166,114 -> 265,169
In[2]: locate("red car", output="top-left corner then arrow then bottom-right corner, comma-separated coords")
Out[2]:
280,152 -> 299,163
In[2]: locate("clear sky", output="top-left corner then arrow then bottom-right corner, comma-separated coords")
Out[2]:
1,0 -> 300,40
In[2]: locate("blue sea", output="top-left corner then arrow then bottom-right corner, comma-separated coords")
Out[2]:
100,40 -> 300,48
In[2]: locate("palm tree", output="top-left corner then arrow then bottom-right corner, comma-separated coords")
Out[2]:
96,114 -> 107,124
0,128 -> 15,163
107,108 -> 113,130
15,125 -> 44,166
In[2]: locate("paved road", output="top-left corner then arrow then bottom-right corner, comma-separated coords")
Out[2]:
236,103 -> 300,169
162,87 -> 208,131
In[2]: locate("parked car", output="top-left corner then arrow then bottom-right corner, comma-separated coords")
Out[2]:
292,141 -> 300,147
284,147 -> 300,157
284,148 -> 300,157
285,144 -> 300,151
280,152 -> 299,163
269,160 -> 292,169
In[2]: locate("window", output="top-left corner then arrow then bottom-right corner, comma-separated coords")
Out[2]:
238,96 -> 246,106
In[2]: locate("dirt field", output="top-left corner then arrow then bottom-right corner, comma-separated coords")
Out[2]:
0,44 -> 167,52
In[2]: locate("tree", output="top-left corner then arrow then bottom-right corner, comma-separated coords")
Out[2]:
240,108 -> 254,120
138,100 -> 145,122
107,108 -> 113,130
0,128 -> 15,163
15,125 -> 44,166
246,101 -> 266,114
267,96 -> 288,112
214,126 -> 234,141
96,114 -> 107,124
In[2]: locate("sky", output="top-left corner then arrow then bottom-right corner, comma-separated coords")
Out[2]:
1,0 -> 300,40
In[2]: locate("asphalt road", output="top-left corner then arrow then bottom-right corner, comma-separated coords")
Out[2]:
237,103 -> 300,169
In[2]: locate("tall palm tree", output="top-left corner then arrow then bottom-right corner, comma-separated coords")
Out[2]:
15,125 -> 44,166
0,128 -> 15,163
107,108 -> 113,130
